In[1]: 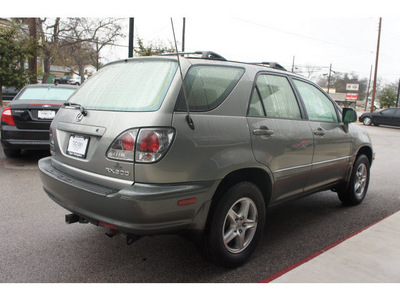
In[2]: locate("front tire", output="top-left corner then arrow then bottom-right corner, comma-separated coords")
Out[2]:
363,117 -> 372,126
203,182 -> 266,267
338,154 -> 370,206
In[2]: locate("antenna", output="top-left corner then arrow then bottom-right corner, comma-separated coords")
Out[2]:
170,18 -> 194,130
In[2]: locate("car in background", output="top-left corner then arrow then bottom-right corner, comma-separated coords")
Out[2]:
1,84 -> 78,157
67,76 -> 81,85
53,75 -> 73,85
359,107 -> 400,127
1,86 -> 19,101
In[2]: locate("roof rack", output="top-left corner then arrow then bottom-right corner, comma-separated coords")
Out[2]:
250,62 -> 287,71
161,51 -> 287,71
161,51 -> 227,61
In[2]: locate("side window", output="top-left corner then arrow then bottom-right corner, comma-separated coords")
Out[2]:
394,109 -> 400,117
175,66 -> 244,111
381,108 -> 395,116
293,79 -> 338,123
248,74 -> 301,119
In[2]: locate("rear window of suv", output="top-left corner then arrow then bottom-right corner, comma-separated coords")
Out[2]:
67,60 -> 178,112
175,65 -> 244,111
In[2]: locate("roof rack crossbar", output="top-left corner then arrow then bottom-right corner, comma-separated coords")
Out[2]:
250,62 -> 287,71
161,51 -> 226,61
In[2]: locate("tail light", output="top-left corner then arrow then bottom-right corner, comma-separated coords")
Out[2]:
106,128 -> 175,163
1,107 -> 15,126
49,126 -> 55,156
136,128 -> 175,163
106,129 -> 138,162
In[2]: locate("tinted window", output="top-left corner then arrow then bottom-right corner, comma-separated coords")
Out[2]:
175,66 -> 244,111
381,108 -> 395,116
248,74 -> 301,119
68,60 -> 178,112
18,87 -> 76,101
293,79 -> 338,123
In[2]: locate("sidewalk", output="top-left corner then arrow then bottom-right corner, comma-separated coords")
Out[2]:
268,211 -> 400,283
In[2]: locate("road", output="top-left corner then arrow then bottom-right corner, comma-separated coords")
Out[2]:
0,123 -> 399,283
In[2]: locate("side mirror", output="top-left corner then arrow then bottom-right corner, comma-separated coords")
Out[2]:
343,107 -> 357,123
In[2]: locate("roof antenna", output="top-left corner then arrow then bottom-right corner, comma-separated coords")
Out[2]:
170,18 -> 194,130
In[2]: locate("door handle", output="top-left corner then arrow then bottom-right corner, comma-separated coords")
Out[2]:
313,128 -> 325,136
253,127 -> 274,136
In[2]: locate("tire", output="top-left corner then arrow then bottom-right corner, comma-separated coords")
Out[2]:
203,182 -> 266,267
338,154 -> 370,206
3,148 -> 21,158
363,117 -> 372,126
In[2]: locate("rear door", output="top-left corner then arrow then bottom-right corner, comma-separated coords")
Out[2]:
292,78 -> 352,191
247,73 -> 314,202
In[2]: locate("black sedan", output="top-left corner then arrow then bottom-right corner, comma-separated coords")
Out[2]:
359,107 -> 400,127
1,84 -> 78,158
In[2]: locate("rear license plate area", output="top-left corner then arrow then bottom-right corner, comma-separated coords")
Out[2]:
67,135 -> 90,158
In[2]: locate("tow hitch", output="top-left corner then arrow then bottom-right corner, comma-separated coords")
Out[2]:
65,213 -> 88,224
65,214 -> 141,245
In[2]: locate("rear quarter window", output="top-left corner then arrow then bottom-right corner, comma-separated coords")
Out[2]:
175,65 -> 244,111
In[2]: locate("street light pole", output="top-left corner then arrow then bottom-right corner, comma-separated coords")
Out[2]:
364,65 -> 373,111
396,78 -> 400,107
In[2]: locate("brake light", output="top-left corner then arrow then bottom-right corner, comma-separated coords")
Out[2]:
1,107 -> 15,126
106,129 -> 138,162
136,128 -> 175,163
106,128 -> 175,163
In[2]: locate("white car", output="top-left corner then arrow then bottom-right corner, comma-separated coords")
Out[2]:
67,76 -> 81,85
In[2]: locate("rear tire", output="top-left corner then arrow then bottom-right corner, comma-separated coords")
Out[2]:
202,182 -> 266,267
338,154 -> 370,206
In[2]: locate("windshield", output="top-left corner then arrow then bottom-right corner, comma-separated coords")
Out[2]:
67,60 -> 178,112
18,87 -> 76,101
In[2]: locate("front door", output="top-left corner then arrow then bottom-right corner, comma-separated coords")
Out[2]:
247,74 -> 314,202
292,79 -> 352,191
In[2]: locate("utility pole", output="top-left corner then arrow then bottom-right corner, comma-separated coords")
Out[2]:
370,17 -> 382,113
364,65 -> 373,111
291,56 -> 295,72
327,63 -> 332,94
28,18 -> 37,83
396,78 -> 400,107
182,17 -> 186,52
128,18 -> 134,58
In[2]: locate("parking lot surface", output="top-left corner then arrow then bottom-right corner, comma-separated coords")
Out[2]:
1,123 -> 399,283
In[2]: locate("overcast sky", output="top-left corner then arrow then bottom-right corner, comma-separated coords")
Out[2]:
6,0 -> 400,84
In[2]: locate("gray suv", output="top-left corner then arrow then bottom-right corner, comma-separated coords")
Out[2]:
39,51 -> 373,267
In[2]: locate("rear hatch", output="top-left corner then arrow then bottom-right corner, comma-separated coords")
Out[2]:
50,58 -> 179,187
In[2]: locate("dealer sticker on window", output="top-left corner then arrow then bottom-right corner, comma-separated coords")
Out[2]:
67,135 -> 89,158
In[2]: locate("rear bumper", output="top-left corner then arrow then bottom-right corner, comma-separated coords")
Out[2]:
38,157 -> 218,236
1,124 -> 50,150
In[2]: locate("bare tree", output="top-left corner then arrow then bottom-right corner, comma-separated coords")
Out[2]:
60,18 -> 124,82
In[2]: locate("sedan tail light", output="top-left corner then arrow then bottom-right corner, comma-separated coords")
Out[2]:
106,128 -> 175,163
1,107 -> 16,126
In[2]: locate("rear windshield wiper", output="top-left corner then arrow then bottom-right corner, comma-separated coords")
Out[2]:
63,102 -> 87,116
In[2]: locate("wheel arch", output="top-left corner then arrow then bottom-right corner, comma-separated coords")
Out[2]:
204,167 -> 272,234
